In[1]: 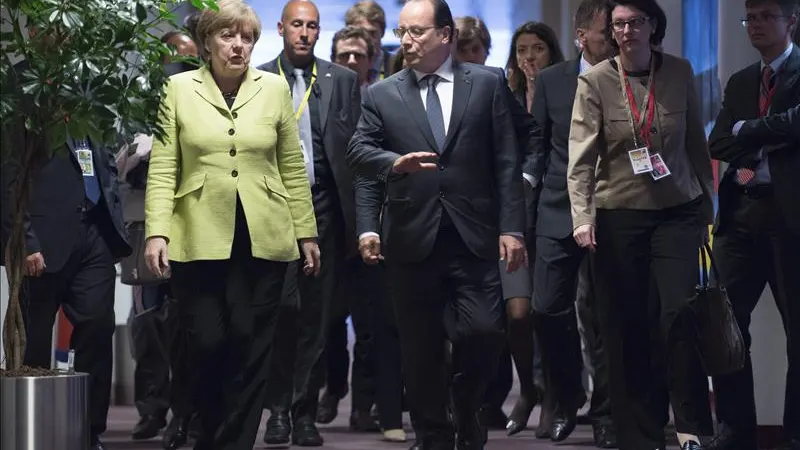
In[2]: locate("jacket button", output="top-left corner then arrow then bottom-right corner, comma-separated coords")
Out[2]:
439,191 -> 445,198
438,164 -> 444,171
231,170 -> 238,177
229,148 -> 236,156
651,127 -> 657,134
228,128 -> 235,135
232,112 -> 238,119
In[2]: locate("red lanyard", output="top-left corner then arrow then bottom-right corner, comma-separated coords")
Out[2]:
623,73 -> 656,148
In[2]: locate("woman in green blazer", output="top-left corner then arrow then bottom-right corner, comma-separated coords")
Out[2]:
143,1 -> 319,448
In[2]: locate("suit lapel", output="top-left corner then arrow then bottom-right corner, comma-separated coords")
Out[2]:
772,46 -> 800,111
744,63 -> 761,117
192,66 -> 229,112
317,59 -> 333,135
396,68 -> 439,152
231,69 -> 263,112
442,64 -> 472,152
565,59 -> 580,102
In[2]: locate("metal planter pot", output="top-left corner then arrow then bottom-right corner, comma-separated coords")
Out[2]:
0,371 -> 89,450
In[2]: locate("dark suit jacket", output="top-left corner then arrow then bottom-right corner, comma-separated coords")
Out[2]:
736,104 -> 800,146
258,56 -> 361,255
1,134 -> 131,272
709,45 -> 800,233
530,58 -> 582,240
346,60 -> 525,264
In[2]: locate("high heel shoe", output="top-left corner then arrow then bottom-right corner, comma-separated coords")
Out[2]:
505,393 -> 537,436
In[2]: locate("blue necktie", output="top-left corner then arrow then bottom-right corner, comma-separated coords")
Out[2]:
423,75 -> 445,151
74,139 -> 102,204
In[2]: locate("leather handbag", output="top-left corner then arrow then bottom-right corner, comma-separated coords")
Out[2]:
689,243 -> 746,376
120,221 -> 165,286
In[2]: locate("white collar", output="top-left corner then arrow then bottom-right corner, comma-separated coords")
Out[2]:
412,55 -> 455,83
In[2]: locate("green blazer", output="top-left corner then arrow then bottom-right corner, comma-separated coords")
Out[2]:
145,66 -> 317,262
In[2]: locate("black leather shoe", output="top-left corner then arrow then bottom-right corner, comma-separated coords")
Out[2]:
292,417 -> 324,446
315,391 -> 340,424
350,409 -> 381,432
263,411 -> 291,445
162,416 -> 190,450
592,423 -> 618,448
505,392 -> 537,436
456,412 -> 488,450
90,435 -> 107,450
132,414 -> 167,440
550,411 -> 577,442
682,440 -> 703,450
705,425 -> 757,450
409,441 -> 422,450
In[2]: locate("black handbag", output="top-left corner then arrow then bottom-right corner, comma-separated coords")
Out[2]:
120,221 -> 165,286
689,243 -> 746,376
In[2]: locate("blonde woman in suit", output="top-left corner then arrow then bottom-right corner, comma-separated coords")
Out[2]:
143,1 -> 319,449
567,1 -> 714,449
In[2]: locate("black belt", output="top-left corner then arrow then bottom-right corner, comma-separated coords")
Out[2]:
736,184 -> 773,198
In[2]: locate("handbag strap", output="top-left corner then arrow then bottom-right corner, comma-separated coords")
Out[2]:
698,243 -> 721,287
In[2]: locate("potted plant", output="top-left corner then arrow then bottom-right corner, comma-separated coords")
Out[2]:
0,0 -> 213,447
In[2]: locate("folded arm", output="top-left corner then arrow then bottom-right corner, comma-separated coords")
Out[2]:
735,104 -> 800,148
708,77 -> 761,168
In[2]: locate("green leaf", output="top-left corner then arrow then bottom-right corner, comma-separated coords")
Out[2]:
135,2 -> 148,22
46,120 -> 68,152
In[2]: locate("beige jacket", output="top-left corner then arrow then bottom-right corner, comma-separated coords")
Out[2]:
567,52 -> 714,230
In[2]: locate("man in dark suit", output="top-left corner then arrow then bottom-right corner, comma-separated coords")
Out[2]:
346,0 -> 526,447
1,125 -> 131,449
257,0 -> 361,446
525,0 -> 617,446
708,1 -> 800,449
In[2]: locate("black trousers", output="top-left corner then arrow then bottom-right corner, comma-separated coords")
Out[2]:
128,284 -> 191,420
368,262 -> 405,430
21,218 -> 116,437
170,204 -> 286,450
712,190 -> 800,444
575,254 -> 612,426
593,199 -> 713,450
266,188 -> 345,420
387,228 -> 505,445
322,256 -> 378,412
532,235 -> 589,413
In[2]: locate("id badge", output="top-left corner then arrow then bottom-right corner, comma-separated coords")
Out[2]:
76,149 -> 95,177
628,147 -> 653,175
649,153 -> 672,180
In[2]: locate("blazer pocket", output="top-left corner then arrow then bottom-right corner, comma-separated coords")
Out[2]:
174,173 -> 206,198
264,175 -> 291,198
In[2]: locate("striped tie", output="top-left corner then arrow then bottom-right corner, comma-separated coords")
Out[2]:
736,66 -> 775,186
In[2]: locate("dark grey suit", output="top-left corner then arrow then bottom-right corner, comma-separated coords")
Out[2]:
529,58 -> 610,424
257,55 -> 361,422
709,45 -> 800,446
347,60 -> 524,446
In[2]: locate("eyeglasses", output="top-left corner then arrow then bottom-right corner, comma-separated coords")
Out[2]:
392,26 -> 437,39
335,51 -> 367,62
611,16 -> 650,32
741,13 -> 788,26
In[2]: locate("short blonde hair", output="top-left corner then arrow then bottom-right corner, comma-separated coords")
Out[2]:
195,0 -> 261,60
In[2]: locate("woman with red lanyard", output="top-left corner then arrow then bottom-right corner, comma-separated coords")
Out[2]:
566,0 -> 716,449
